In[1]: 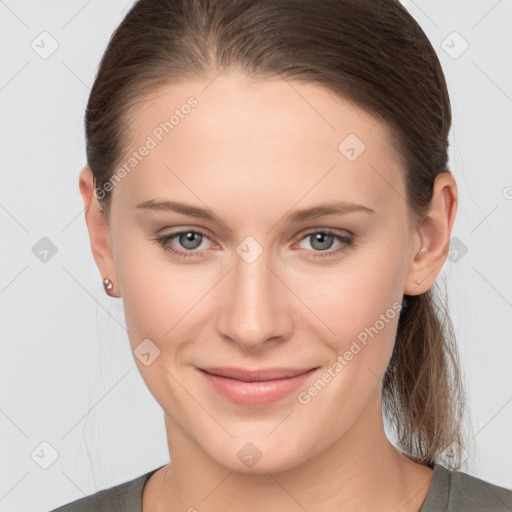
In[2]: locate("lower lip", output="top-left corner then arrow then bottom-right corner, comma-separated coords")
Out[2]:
198,368 -> 318,406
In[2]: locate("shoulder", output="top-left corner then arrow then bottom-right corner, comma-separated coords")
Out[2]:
421,463 -> 512,512
47,467 -> 160,512
447,468 -> 512,511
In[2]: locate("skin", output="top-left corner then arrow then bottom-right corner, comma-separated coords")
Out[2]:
79,68 -> 457,511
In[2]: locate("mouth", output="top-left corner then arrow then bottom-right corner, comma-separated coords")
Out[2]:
197,366 -> 319,406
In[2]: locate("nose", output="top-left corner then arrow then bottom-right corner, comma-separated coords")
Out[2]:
215,248 -> 294,352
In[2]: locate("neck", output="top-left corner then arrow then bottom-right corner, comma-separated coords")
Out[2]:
149,398 -> 433,512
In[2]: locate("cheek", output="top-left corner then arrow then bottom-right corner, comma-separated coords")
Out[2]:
288,257 -> 402,376
114,237 -> 221,362
113,241 -> 207,412
291,254 -> 400,329
112,232 -> 179,340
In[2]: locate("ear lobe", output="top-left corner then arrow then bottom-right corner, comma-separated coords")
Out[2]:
79,166 -> 120,297
405,171 -> 457,295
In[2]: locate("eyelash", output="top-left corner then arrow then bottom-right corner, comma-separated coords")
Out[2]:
152,228 -> 353,260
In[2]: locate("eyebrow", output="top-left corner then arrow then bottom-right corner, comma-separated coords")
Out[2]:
135,199 -> 375,222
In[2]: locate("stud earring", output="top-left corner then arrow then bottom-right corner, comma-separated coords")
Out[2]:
103,277 -> 114,296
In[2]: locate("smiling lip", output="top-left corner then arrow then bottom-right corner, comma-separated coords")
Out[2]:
198,366 -> 319,406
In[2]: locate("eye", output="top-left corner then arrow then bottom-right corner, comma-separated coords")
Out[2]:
152,228 -> 353,260
295,230 -> 353,258
152,229 -> 214,258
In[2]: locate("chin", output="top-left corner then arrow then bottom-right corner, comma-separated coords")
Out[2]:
207,435 -> 311,475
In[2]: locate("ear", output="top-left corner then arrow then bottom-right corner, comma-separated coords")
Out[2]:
404,171 -> 458,295
79,166 -> 120,298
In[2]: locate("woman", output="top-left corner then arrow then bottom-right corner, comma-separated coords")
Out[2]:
50,0 -> 512,510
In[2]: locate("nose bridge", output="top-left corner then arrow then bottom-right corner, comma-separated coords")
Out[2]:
216,243 -> 291,349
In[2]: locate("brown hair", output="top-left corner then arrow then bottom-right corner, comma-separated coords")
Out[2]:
85,0 -> 466,468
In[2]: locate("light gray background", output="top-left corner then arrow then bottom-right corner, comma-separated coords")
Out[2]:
1,1 -> 511,510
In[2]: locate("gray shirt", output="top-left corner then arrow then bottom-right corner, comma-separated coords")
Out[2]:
48,463 -> 512,511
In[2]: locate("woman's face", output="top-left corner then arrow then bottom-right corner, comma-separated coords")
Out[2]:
103,69 -> 423,473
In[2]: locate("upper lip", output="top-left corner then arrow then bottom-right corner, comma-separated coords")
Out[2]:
199,367 -> 318,382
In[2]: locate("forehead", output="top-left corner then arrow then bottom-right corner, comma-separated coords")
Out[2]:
114,70 -> 406,214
